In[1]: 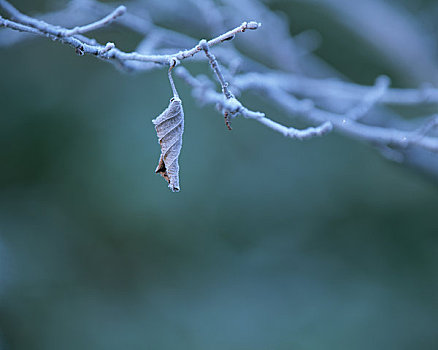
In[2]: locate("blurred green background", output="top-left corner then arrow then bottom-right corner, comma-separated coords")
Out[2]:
1,1 -> 438,349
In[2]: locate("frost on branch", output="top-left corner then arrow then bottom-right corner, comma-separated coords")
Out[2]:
2,0 -> 438,187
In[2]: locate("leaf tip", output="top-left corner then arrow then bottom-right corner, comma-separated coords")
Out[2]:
155,156 -> 181,192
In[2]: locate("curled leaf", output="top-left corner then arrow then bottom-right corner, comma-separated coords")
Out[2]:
152,97 -> 184,192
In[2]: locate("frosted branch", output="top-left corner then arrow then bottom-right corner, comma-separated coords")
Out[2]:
345,75 -> 391,120
176,67 -> 332,140
0,0 -> 260,66
233,72 -> 438,107
199,39 -> 233,100
62,5 -> 126,36
2,0 -> 438,181
261,88 -> 438,153
0,0 -> 126,37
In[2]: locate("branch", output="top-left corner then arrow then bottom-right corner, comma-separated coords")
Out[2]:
345,75 -> 391,121
235,79 -> 438,152
62,5 -> 126,36
0,0 -> 126,37
176,67 -> 333,140
0,0 -> 260,66
2,0 -> 438,185
200,39 -> 234,100
233,72 -> 438,107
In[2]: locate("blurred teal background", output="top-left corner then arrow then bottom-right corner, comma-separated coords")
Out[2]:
1,1 -> 438,349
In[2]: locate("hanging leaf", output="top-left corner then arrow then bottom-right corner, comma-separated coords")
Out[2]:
152,97 -> 184,192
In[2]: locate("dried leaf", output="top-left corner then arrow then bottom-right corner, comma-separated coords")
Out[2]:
152,97 -> 184,192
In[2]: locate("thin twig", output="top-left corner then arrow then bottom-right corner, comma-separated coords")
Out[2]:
63,5 -> 126,36
345,75 -> 391,120
0,15 -> 42,35
199,39 -> 233,99
168,59 -> 179,99
233,72 -> 438,106
263,87 -> 438,153
0,0 -> 260,66
176,67 -> 332,140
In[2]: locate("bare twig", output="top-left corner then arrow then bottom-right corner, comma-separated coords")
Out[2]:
176,67 -> 333,140
345,75 -> 391,120
0,0 -> 126,37
63,5 -> 126,36
0,15 -> 42,35
233,72 -> 438,107
231,74 -> 438,152
413,115 -> 438,141
0,0 -> 260,66
199,39 -> 233,100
